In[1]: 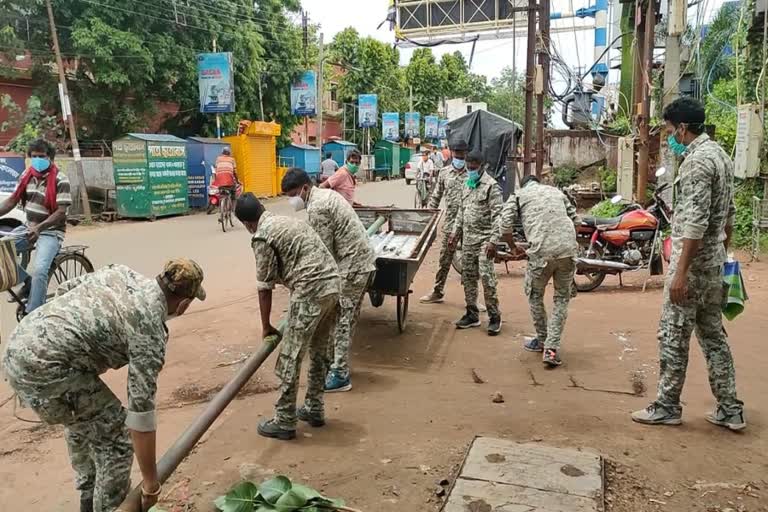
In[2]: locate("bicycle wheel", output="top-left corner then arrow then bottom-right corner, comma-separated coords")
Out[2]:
220,195 -> 229,233
47,252 -> 95,297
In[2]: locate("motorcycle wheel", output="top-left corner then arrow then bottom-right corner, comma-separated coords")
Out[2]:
575,244 -> 607,292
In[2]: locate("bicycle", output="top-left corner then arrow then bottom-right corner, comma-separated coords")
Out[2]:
218,186 -> 236,232
414,173 -> 434,209
1,226 -> 95,321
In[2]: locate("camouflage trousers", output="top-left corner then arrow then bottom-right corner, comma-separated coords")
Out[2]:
524,257 -> 576,349
274,293 -> 339,429
5,372 -> 133,512
432,228 -> 458,296
461,241 -> 499,318
330,271 -> 373,377
655,265 -> 743,415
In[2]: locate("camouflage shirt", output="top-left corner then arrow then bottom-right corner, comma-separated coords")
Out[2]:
306,187 -> 376,278
3,265 -> 168,432
427,164 -> 467,232
498,181 -> 579,264
670,133 -> 735,273
252,211 -> 340,301
452,171 -> 504,246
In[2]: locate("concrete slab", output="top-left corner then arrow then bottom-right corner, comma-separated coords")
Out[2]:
443,478 -> 600,512
442,437 -> 603,512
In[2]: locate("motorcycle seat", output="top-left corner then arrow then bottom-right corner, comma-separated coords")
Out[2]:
581,215 -> 622,229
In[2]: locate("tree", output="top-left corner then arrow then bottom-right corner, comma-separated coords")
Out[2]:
485,67 -> 525,122
0,0 -> 306,142
405,48 -> 443,113
0,94 -> 65,152
328,28 -> 407,145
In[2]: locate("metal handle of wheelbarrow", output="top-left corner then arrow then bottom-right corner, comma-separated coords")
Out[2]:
116,319 -> 287,512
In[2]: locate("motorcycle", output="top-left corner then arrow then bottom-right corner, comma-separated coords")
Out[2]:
207,182 -> 243,214
575,168 -> 672,292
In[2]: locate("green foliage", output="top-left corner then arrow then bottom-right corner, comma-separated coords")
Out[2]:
405,48 -> 443,114
699,2 -> 740,85
590,199 -> 622,218
732,179 -> 764,248
214,476 -> 345,512
553,166 -> 579,188
599,167 -> 617,194
485,67 -> 525,122
704,77 -> 737,155
0,94 -> 64,152
2,0 -> 305,141
605,114 -> 631,136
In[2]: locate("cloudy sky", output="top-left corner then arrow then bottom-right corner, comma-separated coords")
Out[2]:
301,0 -> 725,89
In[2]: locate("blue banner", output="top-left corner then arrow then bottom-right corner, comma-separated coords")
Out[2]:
425,116 -> 439,138
291,71 -> 317,116
197,52 -> 236,113
438,119 -> 449,138
358,94 -> 378,128
405,112 -> 420,138
0,154 -> 24,193
382,112 -> 399,141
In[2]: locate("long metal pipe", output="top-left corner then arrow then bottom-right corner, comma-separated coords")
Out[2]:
522,0 -> 538,176
116,335 -> 283,512
637,0 -> 656,203
118,215 -> 388,511
535,0 -> 551,177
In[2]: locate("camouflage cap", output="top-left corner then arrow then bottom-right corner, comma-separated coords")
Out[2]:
160,258 -> 206,301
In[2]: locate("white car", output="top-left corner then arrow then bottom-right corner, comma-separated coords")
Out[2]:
404,154 -> 424,185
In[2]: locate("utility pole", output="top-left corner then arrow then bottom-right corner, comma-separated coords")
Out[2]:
409,85 -> 414,112
535,0 -> 550,177
317,32 -> 324,148
302,10 -> 309,144
213,37 -> 221,138
661,0 -> 685,198
45,0 -> 91,222
522,0 -> 537,176
636,0 -> 657,202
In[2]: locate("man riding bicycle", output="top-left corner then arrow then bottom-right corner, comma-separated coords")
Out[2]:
213,147 -> 239,202
0,138 -> 72,315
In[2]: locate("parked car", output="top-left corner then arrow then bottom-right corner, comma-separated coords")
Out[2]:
404,154 -> 423,185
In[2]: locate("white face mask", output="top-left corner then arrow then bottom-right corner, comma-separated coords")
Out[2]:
288,195 -> 305,212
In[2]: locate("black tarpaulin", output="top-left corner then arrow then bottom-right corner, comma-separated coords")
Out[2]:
446,110 -> 521,200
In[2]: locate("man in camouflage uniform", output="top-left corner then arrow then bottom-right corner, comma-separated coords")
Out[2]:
281,168 -> 376,393
3,259 -> 206,512
497,175 -> 579,367
235,192 -> 341,440
420,140 -> 469,304
449,151 -> 503,334
632,97 -> 745,430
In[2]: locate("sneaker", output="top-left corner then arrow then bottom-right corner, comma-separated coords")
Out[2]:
631,404 -> 682,426
420,292 -> 444,304
297,406 -> 326,427
487,316 -> 502,336
257,418 -> 296,440
542,348 -> 562,367
705,407 -> 747,431
523,337 -> 544,352
455,311 -> 481,329
325,371 -> 352,393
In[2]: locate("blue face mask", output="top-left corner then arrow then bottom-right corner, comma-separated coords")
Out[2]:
467,169 -> 480,182
667,133 -> 687,156
452,158 -> 466,169
31,157 -> 51,172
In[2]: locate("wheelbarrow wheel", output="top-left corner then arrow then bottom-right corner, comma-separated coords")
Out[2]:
396,293 -> 409,333
369,289 -> 384,307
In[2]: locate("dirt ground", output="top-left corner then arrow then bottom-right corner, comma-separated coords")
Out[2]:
0,179 -> 766,512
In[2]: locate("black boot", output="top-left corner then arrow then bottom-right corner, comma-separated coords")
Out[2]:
455,307 -> 481,329
487,315 -> 502,336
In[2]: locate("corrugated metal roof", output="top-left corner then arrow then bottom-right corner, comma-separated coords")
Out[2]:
187,136 -> 230,144
286,143 -> 319,150
323,140 -> 356,147
126,133 -> 186,143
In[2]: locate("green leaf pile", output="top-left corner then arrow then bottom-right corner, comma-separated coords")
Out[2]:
214,476 -> 345,512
